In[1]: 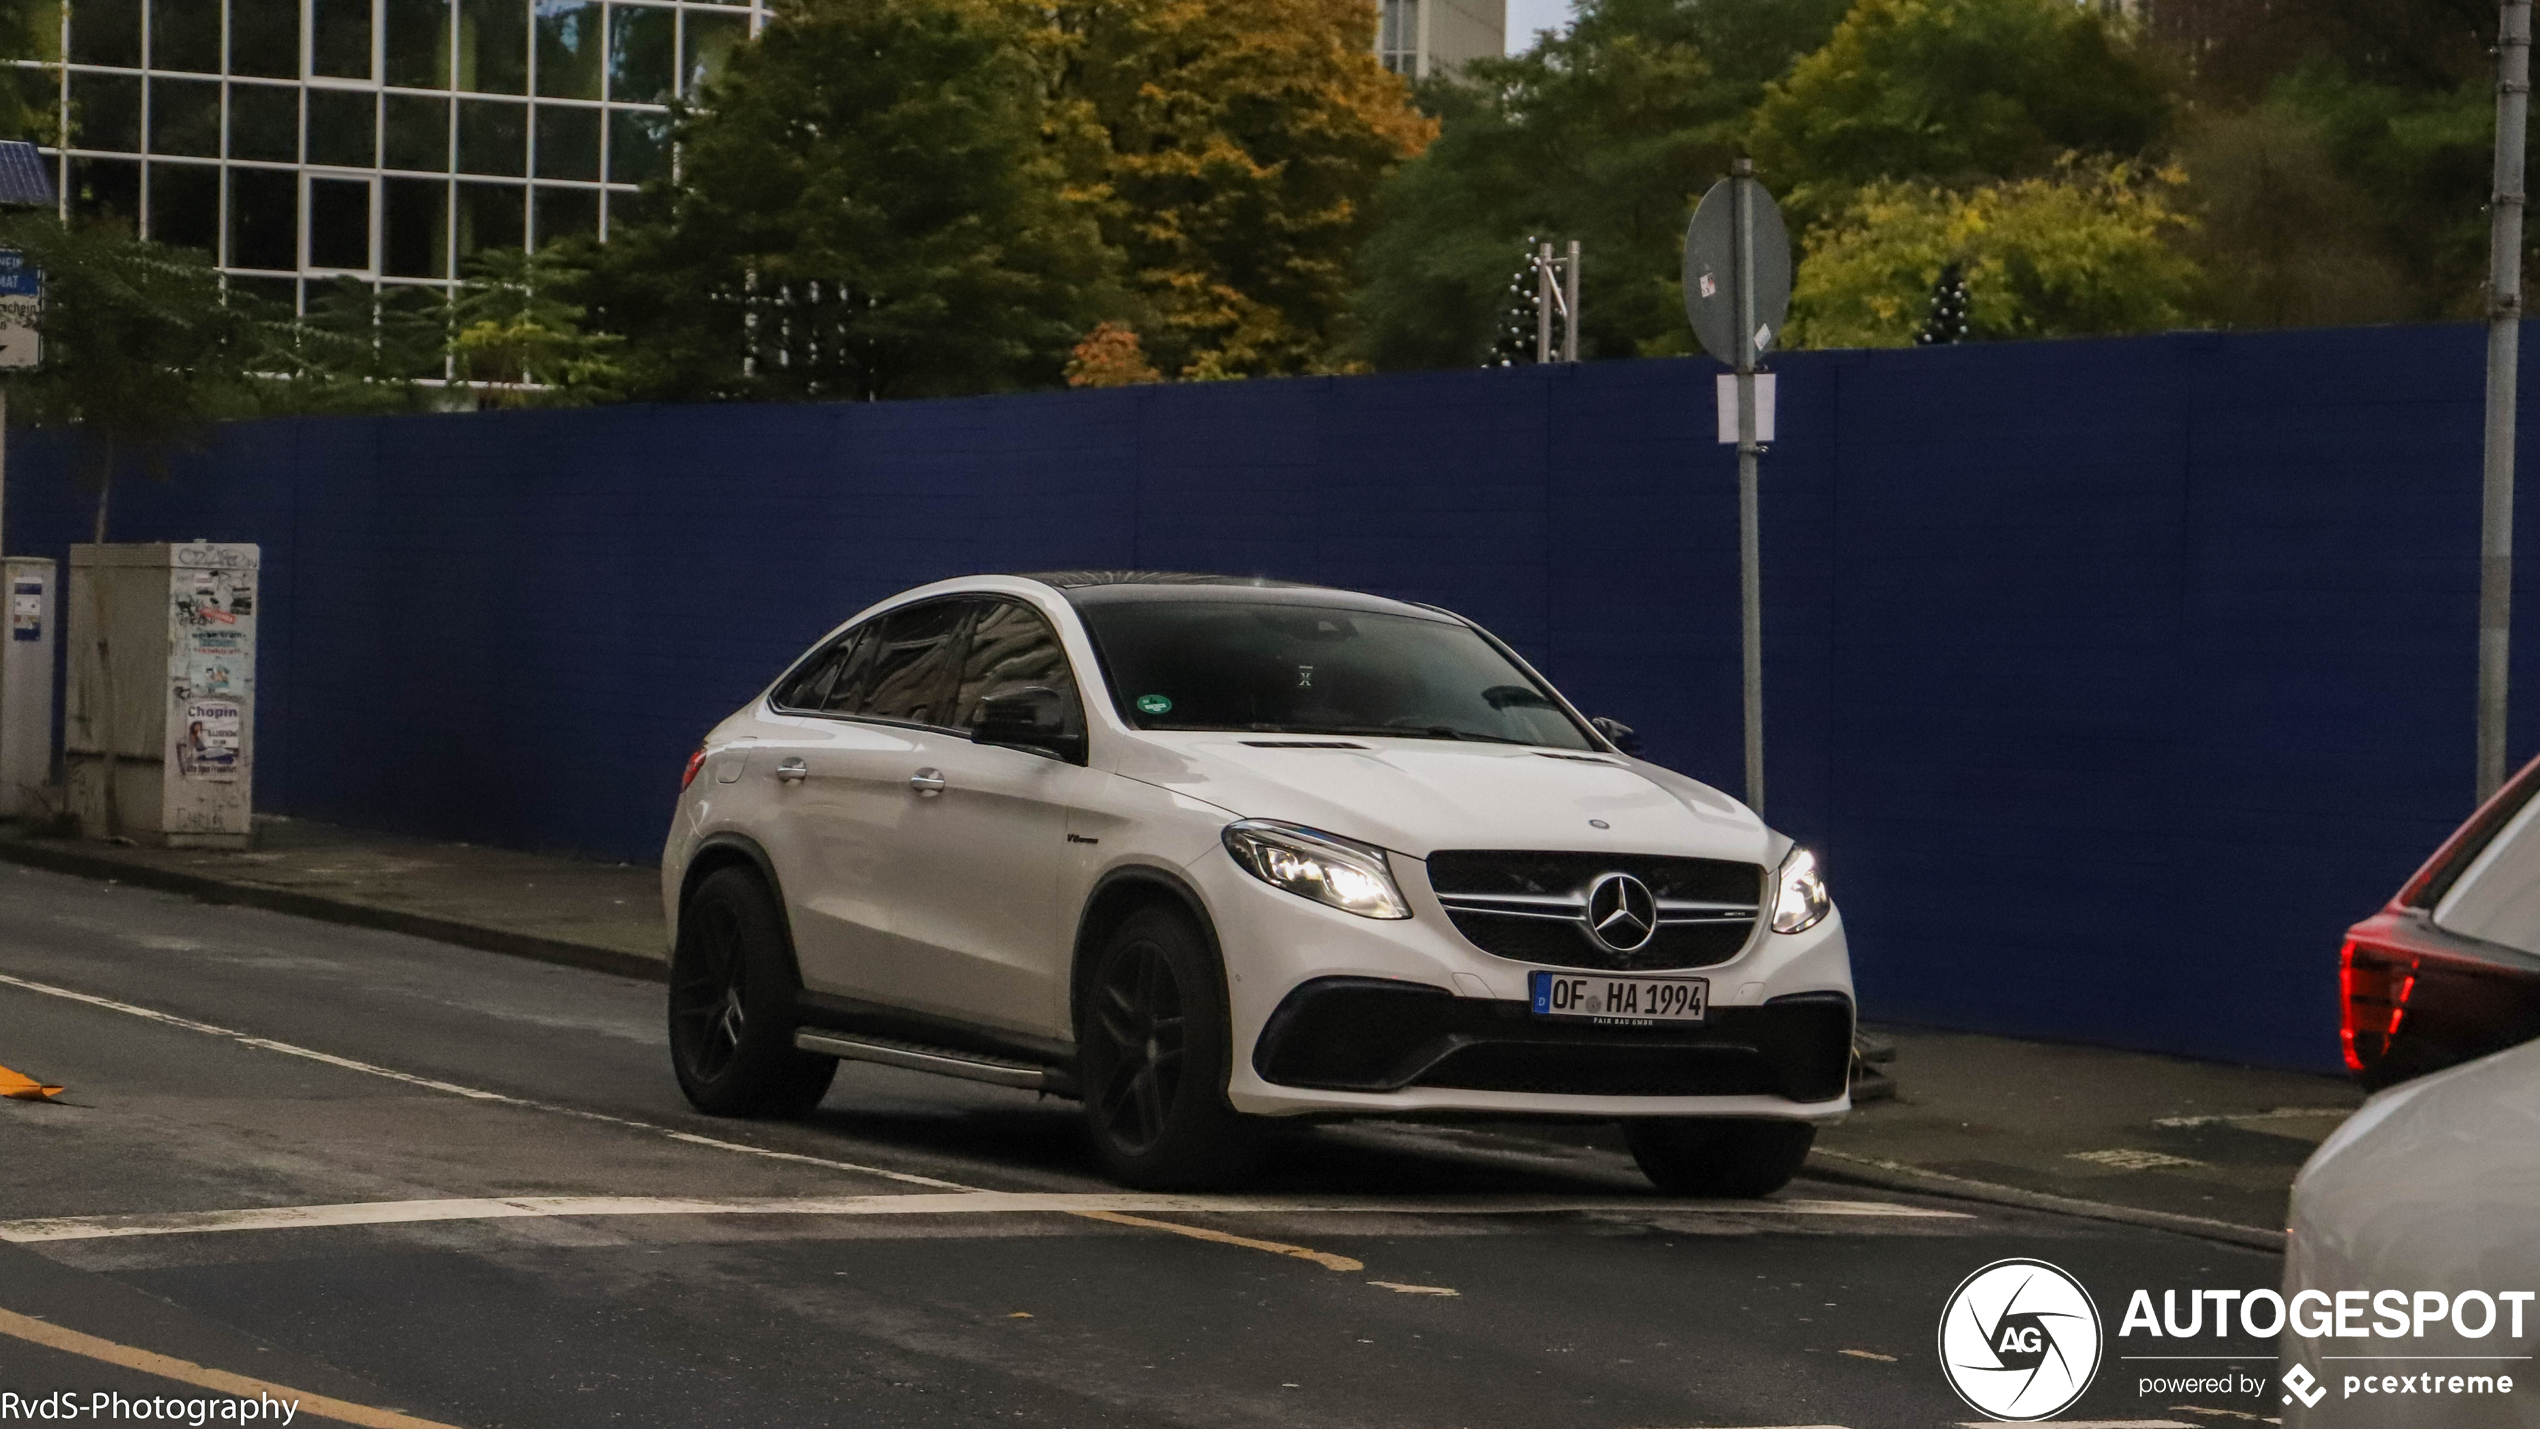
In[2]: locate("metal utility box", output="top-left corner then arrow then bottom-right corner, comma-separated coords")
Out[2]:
0,556 -> 52,817
66,542 -> 259,848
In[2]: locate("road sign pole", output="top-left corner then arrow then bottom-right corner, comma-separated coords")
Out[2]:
1732,160 -> 1765,816
1537,242 -> 1554,365
1563,240 -> 1581,363
2482,0 -> 2531,802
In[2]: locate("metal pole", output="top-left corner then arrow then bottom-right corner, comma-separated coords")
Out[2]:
1732,159 -> 1764,815
1562,240 -> 1580,363
0,387 -> 9,563
2483,0 -> 2531,802
1536,242 -> 1553,365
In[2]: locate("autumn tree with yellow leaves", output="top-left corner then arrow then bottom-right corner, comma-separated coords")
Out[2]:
1025,0 -> 1437,379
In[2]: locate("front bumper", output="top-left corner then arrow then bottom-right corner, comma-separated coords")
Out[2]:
1191,841 -> 1857,1120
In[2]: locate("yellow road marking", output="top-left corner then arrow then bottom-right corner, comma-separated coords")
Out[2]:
1066,1210 -> 1363,1271
0,1306 -> 463,1428
0,1063 -> 61,1101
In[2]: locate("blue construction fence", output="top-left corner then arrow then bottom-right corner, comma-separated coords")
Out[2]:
8,321 -> 2529,1073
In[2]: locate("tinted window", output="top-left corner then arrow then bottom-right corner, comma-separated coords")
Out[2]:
1079,600 -> 1593,749
843,600 -> 969,727
953,601 -> 1080,732
774,626 -> 870,712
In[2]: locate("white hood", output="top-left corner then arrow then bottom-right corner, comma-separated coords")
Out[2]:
1108,733 -> 1772,864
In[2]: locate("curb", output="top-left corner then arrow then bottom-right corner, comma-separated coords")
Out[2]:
0,838 -> 668,984
1805,1146 -> 2288,1253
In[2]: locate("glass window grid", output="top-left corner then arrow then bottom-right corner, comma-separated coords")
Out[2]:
24,0 -> 760,313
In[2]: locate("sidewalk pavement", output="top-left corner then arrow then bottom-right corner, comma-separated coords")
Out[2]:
0,816 -> 2356,1250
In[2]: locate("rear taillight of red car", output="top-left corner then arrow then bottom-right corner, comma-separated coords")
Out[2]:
2339,931 -> 2418,1076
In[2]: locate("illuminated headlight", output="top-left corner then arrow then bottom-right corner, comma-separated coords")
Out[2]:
1770,846 -> 1830,934
1222,820 -> 1411,920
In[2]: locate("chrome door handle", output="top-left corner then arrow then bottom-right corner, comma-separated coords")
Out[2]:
909,768 -> 947,796
775,757 -> 808,783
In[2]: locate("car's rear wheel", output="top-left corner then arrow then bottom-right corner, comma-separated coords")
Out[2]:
669,866 -> 836,1118
1624,1117 -> 1815,1197
1078,904 -> 1263,1190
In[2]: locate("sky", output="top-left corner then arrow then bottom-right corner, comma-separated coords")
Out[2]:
1504,0 -> 1572,52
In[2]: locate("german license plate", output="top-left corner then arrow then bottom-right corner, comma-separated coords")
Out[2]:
1530,971 -> 1708,1025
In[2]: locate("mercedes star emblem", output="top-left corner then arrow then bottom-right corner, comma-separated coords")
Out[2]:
1585,872 -> 1657,952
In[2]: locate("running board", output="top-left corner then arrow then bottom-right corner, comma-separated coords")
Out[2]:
793,1029 -> 1077,1096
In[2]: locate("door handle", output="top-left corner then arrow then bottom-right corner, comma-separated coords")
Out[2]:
909,768 -> 947,796
775,757 -> 808,783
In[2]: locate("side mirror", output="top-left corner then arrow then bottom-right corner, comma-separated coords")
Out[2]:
976,687 -> 1084,762
1590,717 -> 1643,756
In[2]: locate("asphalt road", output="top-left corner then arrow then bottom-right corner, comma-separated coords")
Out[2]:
0,862 -> 2285,1429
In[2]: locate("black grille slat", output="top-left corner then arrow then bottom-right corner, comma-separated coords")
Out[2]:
1424,850 -> 1764,971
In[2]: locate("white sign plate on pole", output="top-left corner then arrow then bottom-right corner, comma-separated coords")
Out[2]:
1715,373 -> 1777,443
0,294 -> 39,370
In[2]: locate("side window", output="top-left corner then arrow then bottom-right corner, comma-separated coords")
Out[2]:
773,629 -> 859,711
854,598 -> 972,727
953,600 -> 1081,731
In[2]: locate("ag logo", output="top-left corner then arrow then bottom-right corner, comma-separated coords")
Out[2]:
1937,1258 -> 2103,1421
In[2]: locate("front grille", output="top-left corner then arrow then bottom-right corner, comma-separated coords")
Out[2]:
1424,849 -> 1763,971
1252,977 -> 1853,1101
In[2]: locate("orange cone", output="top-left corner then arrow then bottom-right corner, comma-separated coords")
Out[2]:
0,1064 -> 62,1101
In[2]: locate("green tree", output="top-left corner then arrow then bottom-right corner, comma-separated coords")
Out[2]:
590,0 -> 1116,401
1352,0 -> 1851,369
1783,158 -> 2199,348
448,245 -> 625,405
1749,0 -> 2172,223
0,216 -> 274,542
2169,101 -> 2413,329
1024,0 -> 1435,377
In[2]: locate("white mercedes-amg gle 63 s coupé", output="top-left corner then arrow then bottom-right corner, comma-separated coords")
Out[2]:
662,572 -> 1852,1192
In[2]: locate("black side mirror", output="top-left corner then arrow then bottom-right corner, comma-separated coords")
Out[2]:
976,687 -> 1085,762
1590,717 -> 1643,756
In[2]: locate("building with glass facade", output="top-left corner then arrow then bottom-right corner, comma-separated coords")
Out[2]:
27,0 -> 765,313
1375,0 -> 1501,78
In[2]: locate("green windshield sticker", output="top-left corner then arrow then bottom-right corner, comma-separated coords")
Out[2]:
1136,694 -> 1173,715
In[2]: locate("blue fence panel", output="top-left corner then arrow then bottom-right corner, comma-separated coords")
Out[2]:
6,320 -> 2528,1071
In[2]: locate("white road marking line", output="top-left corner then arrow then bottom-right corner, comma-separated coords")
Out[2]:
0,1191 -> 1965,1244
1957,1422 -> 2196,1428
1366,1282 -> 1460,1296
2153,1107 -> 2352,1128
0,969 -> 970,1190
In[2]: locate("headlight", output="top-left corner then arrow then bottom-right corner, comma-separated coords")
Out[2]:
1222,820 -> 1411,920
1770,846 -> 1830,934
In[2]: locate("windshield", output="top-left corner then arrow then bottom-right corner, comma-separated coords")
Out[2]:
1078,600 -> 1596,749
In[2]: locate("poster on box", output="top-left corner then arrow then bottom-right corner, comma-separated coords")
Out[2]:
177,699 -> 242,781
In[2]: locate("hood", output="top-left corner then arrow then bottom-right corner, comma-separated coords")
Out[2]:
1108,732 -> 1771,864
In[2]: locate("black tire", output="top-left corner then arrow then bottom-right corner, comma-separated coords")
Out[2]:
1625,1118 -> 1816,1197
1077,904 -> 1264,1190
669,866 -> 837,1118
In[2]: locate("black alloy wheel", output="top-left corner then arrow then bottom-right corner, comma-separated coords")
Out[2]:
668,866 -> 837,1118
1078,904 -> 1264,1189
1088,935 -> 1186,1156
671,895 -> 750,1083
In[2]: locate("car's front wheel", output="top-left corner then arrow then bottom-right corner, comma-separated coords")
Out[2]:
669,866 -> 837,1118
1077,904 -> 1264,1190
1624,1118 -> 1815,1197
